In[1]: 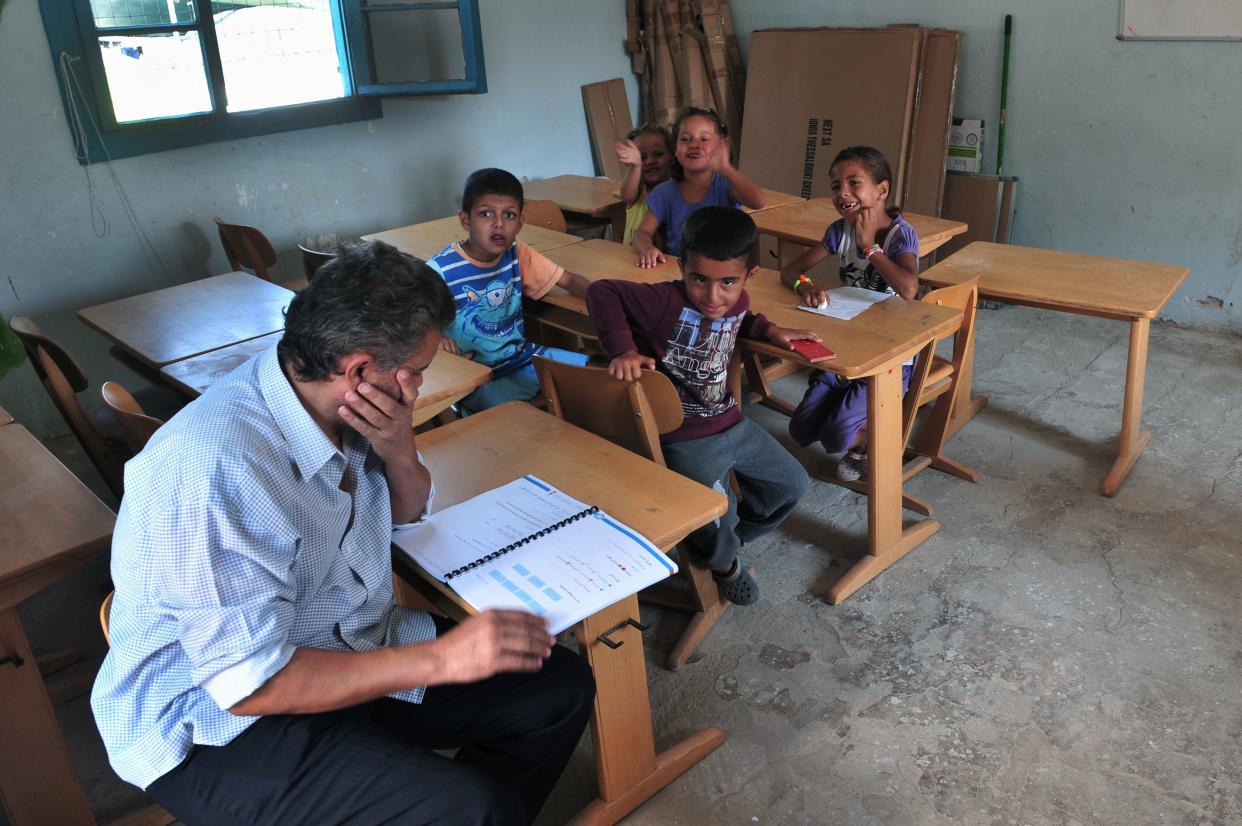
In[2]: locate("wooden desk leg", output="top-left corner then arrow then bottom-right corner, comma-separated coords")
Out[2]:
0,607 -> 94,825
609,210 -> 626,244
570,595 -> 725,825
775,237 -> 808,269
1101,317 -> 1152,497
740,348 -> 797,416
828,368 -> 941,604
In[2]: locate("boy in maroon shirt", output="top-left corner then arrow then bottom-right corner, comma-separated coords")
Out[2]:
586,207 -> 818,605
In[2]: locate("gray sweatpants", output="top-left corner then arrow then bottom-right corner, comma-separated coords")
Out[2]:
662,417 -> 810,572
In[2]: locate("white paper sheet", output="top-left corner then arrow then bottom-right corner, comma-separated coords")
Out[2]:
796,286 -> 894,321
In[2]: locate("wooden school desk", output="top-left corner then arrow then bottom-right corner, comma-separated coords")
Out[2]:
921,242 -> 1190,496
397,402 -> 729,825
0,424 -> 115,825
159,333 -> 492,426
363,216 -> 583,261
751,198 -> 969,262
743,187 -> 805,214
540,239 -> 964,603
78,272 -> 293,369
524,174 -> 626,238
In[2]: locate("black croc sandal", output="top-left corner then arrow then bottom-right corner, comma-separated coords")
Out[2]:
713,559 -> 759,606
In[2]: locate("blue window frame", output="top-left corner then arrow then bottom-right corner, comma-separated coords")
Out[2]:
39,0 -> 487,164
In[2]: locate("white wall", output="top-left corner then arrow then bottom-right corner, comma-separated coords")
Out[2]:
0,0 -> 634,436
731,0 -> 1242,331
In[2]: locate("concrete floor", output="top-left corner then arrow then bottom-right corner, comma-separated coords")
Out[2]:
15,305 -> 1242,826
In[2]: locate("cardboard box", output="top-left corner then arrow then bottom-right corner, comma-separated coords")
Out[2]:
582,79 -> 634,181
934,172 -> 1018,262
900,28 -> 961,215
947,118 -> 984,173
739,27 -> 922,205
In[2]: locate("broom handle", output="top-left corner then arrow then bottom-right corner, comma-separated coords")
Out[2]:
997,14 -> 1012,175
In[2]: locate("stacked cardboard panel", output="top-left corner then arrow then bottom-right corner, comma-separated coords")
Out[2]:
625,0 -> 745,141
739,26 -> 961,214
582,79 -> 635,181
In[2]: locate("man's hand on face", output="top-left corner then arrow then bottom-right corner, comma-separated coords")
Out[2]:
339,368 -> 419,461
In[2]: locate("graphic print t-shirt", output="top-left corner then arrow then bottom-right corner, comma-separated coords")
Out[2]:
820,213 -> 919,295
427,240 -> 563,374
584,279 -> 773,443
663,306 -> 742,420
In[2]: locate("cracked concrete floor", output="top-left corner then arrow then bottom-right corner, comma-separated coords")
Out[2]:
15,306 -> 1242,826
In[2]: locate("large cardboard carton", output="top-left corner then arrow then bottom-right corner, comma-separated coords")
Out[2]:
582,79 -> 634,181
901,29 -> 961,215
935,172 -> 1018,261
739,27 -> 922,206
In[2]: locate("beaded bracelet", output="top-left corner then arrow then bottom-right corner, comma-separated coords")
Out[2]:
864,243 -> 883,260
793,273 -> 813,294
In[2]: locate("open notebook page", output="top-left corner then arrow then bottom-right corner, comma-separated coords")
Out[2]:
393,475 -> 677,633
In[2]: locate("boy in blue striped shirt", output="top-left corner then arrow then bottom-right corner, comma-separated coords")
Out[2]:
427,168 -> 591,413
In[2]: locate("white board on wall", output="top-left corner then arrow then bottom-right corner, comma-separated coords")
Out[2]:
1120,0 -> 1242,40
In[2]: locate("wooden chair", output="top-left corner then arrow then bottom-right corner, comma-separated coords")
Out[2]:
100,381 -> 165,454
100,590 -> 114,647
10,316 -> 127,499
522,200 -> 568,233
905,277 -> 982,484
298,244 -> 334,283
214,216 -> 307,291
533,355 -> 741,670
821,276 -> 981,516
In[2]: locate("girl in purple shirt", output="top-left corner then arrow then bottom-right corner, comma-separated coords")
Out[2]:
779,146 -> 922,482
632,107 -> 767,266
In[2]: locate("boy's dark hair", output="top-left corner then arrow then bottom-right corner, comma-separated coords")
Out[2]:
680,206 -> 759,269
278,240 -> 456,382
461,168 -> 524,214
829,146 -> 899,216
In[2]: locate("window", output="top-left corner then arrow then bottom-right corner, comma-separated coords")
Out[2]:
39,0 -> 487,163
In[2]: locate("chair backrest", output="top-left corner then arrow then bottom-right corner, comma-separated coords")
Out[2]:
101,381 -> 165,454
214,216 -> 278,281
100,590 -> 114,647
533,357 -> 682,465
921,275 -> 980,376
523,200 -> 568,233
9,316 -> 126,498
298,244 -> 334,283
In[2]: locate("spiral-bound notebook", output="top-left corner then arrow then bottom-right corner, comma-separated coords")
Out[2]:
392,475 -> 678,633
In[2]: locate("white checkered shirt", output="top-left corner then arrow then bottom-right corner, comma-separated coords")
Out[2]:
91,345 -> 436,790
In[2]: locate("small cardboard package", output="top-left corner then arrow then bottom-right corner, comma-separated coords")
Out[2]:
947,118 -> 984,173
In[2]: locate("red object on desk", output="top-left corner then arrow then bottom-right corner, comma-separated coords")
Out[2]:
788,338 -> 837,362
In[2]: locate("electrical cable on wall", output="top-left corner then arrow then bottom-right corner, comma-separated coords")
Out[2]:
57,51 -> 173,285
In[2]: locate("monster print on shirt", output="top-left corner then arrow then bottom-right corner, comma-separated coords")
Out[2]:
661,306 -> 742,418
451,278 -> 528,369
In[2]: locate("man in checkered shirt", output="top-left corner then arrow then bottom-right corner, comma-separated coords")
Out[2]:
92,241 -> 594,825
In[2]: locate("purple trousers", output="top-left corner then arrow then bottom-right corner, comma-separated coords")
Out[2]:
788,365 -> 914,454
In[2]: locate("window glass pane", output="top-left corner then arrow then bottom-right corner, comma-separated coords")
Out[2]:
89,0 -> 196,28
98,32 -> 212,122
367,9 -> 466,83
212,1 -> 346,112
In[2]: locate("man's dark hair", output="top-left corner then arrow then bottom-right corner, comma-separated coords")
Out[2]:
461,168 -> 525,214
680,206 -> 759,268
278,240 -> 455,382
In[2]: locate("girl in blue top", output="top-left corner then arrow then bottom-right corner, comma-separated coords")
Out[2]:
632,107 -> 767,267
